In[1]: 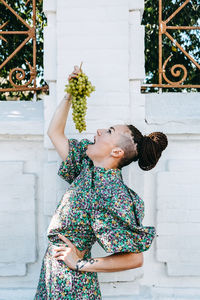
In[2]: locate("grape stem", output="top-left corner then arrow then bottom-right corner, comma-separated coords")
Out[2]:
80,61 -> 83,73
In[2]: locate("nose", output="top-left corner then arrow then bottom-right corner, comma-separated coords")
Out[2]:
97,129 -> 105,136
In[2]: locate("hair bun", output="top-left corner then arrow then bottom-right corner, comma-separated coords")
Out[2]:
148,132 -> 168,152
138,131 -> 168,171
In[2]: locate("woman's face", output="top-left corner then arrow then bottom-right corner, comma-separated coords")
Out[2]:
86,124 -> 132,163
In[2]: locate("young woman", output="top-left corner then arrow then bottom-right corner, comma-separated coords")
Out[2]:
34,67 -> 168,300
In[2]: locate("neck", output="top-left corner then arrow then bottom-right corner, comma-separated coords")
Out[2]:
92,158 -> 119,170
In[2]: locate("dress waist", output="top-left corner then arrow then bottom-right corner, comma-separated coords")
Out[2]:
47,233 -> 93,255
47,240 -> 92,260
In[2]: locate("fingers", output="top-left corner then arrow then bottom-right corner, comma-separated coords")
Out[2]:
68,75 -> 72,81
68,65 -> 81,82
71,66 -> 81,77
58,234 -> 75,248
68,74 -> 77,81
68,73 -> 78,81
54,251 -> 63,258
54,246 -> 66,252
54,251 -> 67,258
55,254 -> 65,261
54,247 -> 70,257
73,65 -> 80,73
71,66 -> 80,77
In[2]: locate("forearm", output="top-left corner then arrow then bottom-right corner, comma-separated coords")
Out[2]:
47,93 -> 72,136
77,252 -> 143,273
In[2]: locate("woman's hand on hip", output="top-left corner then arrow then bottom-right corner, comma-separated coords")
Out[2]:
53,234 -> 87,270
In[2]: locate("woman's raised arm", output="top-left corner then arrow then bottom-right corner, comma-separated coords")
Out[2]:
47,94 -> 72,161
47,66 -> 81,161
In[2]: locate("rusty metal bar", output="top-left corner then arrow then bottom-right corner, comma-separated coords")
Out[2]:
165,31 -> 200,70
165,0 -> 190,25
167,26 -> 200,30
142,84 -> 200,88
32,0 -> 36,93
158,0 -> 162,86
0,0 -> 31,29
0,36 -> 31,69
0,31 -> 29,34
0,86 -> 48,92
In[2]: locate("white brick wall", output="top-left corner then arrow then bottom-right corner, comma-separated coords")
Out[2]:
156,161 -> 200,277
56,0 -> 129,134
0,117 -> 46,296
0,162 -> 36,276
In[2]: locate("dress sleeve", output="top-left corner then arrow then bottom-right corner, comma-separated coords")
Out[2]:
90,187 -> 156,253
57,138 -> 92,184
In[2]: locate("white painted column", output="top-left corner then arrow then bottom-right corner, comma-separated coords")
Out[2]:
128,0 -> 146,197
129,0 -> 145,132
43,0 -> 59,234
43,0 -> 57,149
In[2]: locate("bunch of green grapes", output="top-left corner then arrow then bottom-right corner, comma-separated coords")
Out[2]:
65,71 -> 95,133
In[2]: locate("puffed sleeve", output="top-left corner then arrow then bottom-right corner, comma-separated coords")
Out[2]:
90,186 -> 156,253
57,138 -> 92,184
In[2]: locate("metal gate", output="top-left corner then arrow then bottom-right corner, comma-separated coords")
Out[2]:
0,0 -> 48,96
142,0 -> 200,89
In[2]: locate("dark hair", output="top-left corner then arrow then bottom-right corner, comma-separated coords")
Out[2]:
117,124 -> 168,171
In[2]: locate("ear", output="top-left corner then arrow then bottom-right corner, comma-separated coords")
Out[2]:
111,147 -> 124,158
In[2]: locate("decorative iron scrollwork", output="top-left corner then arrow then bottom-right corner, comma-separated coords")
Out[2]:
0,0 -> 48,95
162,55 -> 188,85
142,0 -> 200,89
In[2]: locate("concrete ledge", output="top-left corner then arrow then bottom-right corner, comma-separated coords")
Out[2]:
0,100 -> 44,135
145,93 -> 200,134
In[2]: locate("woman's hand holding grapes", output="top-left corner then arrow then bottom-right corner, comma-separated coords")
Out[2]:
65,64 -> 95,133
68,65 -> 81,81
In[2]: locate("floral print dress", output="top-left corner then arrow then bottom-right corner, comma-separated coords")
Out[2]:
34,138 -> 156,300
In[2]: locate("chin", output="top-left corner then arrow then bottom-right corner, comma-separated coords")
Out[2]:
86,146 -> 91,157
86,144 -> 95,159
